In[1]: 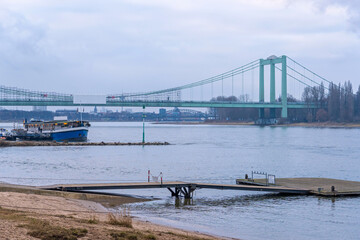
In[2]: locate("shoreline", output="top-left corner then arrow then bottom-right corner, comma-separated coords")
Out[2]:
0,141 -> 170,147
2,120 -> 360,129
153,121 -> 360,128
0,183 -> 228,240
276,122 -> 360,128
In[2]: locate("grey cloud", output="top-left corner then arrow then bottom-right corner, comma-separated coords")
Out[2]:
338,0 -> 360,33
288,0 -> 360,34
0,1 -> 359,93
0,9 -> 50,77
0,10 -> 46,56
0,10 -> 62,90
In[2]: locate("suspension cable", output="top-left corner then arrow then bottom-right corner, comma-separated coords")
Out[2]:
287,65 -> 328,89
113,60 -> 260,98
287,56 -> 332,84
275,66 -> 312,88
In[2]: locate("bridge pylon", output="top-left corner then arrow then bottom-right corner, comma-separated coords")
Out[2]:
259,55 -> 287,119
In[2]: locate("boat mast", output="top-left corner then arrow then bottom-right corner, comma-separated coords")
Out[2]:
80,104 -> 83,123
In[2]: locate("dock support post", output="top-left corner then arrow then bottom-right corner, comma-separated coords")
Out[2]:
180,187 -> 187,197
168,186 -> 196,199
167,187 -> 175,196
167,187 -> 181,198
183,186 -> 196,199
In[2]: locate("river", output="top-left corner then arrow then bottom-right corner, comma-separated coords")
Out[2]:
1,122 -> 359,240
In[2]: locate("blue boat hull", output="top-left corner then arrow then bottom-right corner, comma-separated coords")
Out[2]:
51,129 -> 88,142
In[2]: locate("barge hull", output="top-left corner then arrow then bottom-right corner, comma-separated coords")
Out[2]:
51,129 -> 88,142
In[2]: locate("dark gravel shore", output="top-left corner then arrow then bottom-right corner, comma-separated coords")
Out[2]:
0,141 -> 170,147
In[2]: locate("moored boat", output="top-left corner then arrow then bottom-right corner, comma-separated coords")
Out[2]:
22,118 -> 91,142
0,128 -> 9,139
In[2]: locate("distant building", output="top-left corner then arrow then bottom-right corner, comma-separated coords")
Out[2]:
55,109 -> 77,114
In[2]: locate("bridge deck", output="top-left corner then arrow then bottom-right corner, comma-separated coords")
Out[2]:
0,100 -> 316,109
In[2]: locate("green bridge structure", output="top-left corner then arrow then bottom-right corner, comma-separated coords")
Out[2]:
0,55 -> 331,118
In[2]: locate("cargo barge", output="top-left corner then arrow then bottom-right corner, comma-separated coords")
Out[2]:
6,118 -> 90,142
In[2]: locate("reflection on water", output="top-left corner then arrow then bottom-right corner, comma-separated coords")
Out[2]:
1,122 -> 360,240
174,198 -> 193,207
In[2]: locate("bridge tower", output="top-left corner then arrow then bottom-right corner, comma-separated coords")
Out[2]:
259,55 -> 287,118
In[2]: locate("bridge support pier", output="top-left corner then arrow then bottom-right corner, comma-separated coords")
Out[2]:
259,108 -> 265,119
270,62 -> 276,119
259,59 -> 265,119
258,55 -> 288,120
281,55 -> 288,118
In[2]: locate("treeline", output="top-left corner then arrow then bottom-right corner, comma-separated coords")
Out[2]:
302,81 -> 360,122
0,110 -> 54,121
0,110 -> 159,122
211,81 -> 360,122
210,96 -> 258,121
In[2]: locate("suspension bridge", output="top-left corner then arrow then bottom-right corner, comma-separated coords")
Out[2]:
0,55 -> 330,118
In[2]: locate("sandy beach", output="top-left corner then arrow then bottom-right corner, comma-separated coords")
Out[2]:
0,189 -> 227,240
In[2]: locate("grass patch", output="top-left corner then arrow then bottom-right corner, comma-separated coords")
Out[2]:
145,234 -> 156,240
0,207 -> 27,222
55,214 -> 74,219
110,231 -> 127,239
110,231 -> 138,240
87,217 -> 99,224
107,209 -> 132,228
0,208 -> 88,240
110,230 -> 157,240
80,215 -> 99,224
25,218 -> 88,240
127,234 -> 138,240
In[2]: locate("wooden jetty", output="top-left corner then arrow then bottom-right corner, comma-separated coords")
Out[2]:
39,180 -> 309,199
40,178 -> 360,198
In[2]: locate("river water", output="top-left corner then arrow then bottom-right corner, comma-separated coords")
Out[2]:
1,122 -> 359,240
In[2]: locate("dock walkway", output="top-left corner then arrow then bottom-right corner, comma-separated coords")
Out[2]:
40,178 -> 360,198
236,178 -> 360,196
40,180 -> 308,199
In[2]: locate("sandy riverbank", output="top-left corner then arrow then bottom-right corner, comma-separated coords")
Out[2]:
0,185 -> 227,240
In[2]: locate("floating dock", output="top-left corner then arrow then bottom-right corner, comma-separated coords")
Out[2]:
236,177 -> 360,197
39,177 -> 360,198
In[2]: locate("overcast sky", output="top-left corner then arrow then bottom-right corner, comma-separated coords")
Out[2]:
0,0 -> 359,96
